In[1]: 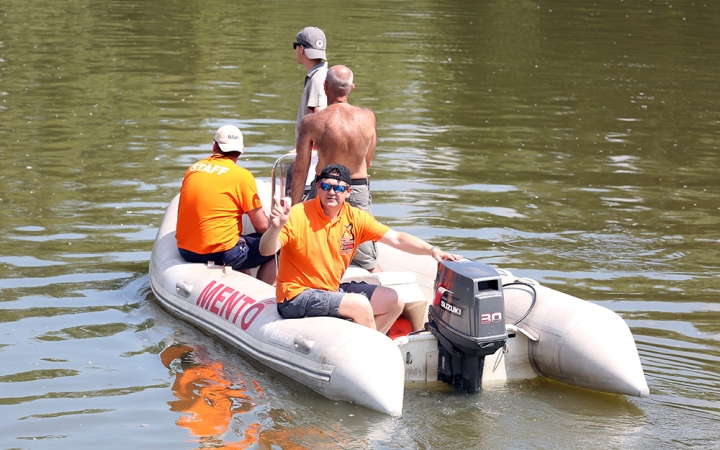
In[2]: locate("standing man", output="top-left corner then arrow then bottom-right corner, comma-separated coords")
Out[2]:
176,125 -> 275,284
291,65 -> 379,271
294,26 -> 328,139
259,164 -> 463,334
286,26 -> 328,198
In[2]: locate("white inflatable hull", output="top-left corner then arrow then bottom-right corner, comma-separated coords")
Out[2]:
149,182 -> 648,415
378,243 -> 650,398
150,194 -> 404,415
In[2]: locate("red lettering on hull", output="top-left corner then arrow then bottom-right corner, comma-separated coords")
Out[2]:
194,280 -> 262,328
241,303 -> 264,330
197,281 -> 225,308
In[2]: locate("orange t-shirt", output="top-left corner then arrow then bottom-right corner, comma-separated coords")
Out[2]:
176,154 -> 263,254
276,197 -> 390,302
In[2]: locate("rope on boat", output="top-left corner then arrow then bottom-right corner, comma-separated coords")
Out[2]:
503,280 -> 537,325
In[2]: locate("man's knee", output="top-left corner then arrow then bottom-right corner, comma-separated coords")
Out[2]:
375,287 -> 404,311
339,293 -> 374,320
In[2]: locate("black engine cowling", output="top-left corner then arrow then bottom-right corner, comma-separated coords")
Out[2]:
426,259 -> 508,393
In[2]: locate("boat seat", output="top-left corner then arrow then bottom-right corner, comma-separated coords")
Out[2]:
341,265 -> 428,332
341,265 -> 419,290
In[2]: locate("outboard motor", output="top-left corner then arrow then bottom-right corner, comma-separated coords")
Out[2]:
426,259 -> 508,393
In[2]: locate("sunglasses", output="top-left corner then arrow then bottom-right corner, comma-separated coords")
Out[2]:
293,42 -> 303,49
319,182 -> 348,193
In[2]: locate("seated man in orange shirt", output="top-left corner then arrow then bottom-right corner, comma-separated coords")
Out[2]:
259,164 -> 462,334
176,125 -> 275,284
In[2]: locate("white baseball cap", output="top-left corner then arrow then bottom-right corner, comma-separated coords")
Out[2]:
214,125 -> 244,153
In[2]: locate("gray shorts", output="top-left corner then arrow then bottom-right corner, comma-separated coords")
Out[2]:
276,282 -> 379,319
346,184 -> 378,270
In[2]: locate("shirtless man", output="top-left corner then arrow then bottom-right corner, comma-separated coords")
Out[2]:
291,65 -> 380,271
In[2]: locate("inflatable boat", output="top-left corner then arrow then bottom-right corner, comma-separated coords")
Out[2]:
149,159 -> 649,416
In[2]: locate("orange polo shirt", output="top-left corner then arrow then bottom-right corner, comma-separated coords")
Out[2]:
276,197 -> 390,302
176,154 -> 263,254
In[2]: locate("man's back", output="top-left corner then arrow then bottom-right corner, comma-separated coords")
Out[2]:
301,103 -> 376,179
290,65 -> 382,271
176,154 -> 262,254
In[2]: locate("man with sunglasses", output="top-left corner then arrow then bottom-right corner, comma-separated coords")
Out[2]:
284,27 -> 328,202
259,164 -> 462,334
293,26 -> 328,140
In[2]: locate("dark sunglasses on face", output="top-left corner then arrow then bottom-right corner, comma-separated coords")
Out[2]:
293,42 -> 303,49
319,181 -> 348,193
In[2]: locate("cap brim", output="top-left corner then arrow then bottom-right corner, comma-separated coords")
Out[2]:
304,47 -> 326,60
215,141 -> 243,153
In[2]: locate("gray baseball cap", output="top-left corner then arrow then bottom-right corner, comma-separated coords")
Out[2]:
295,26 -> 327,61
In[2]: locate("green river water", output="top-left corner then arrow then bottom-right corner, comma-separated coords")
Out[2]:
1,0 -> 719,448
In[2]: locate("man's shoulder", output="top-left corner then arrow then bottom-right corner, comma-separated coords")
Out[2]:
237,165 -> 258,179
310,66 -> 328,77
189,154 -> 235,169
358,106 -> 376,118
342,202 -> 374,220
342,103 -> 375,117
345,105 -> 376,126
298,109 -> 323,130
289,199 -> 321,226
308,63 -> 328,76
325,103 -> 375,118
299,103 -> 336,126
226,163 -> 257,180
306,65 -> 328,83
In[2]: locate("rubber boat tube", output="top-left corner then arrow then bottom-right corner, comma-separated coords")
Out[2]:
373,242 -> 649,399
149,194 -> 404,415
150,179 -> 649,415
501,277 -> 650,397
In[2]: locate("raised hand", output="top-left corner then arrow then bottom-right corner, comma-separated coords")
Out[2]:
270,197 -> 291,229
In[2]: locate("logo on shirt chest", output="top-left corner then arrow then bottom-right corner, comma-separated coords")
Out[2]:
339,224 -> 355,255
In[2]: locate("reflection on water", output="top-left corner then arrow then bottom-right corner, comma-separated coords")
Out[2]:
2,0 -> 720,447
160,344 -> 343,449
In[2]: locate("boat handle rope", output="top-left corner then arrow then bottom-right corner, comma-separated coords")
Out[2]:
492,344 -> 508,373
502,280 -> 537,326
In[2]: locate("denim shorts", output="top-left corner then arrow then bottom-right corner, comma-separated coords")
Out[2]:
178,233 -> 274,271
277,281 -> 379,319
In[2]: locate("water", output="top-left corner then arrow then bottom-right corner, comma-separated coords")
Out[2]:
2,0 -> 720,448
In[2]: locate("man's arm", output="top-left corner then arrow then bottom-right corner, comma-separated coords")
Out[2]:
246,207 -> 269,234
259,198 -> 290,256
291,117 -> 315,205
379,229 -> 463,262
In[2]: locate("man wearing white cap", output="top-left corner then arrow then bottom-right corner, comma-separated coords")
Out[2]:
176,125 -> 275,284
